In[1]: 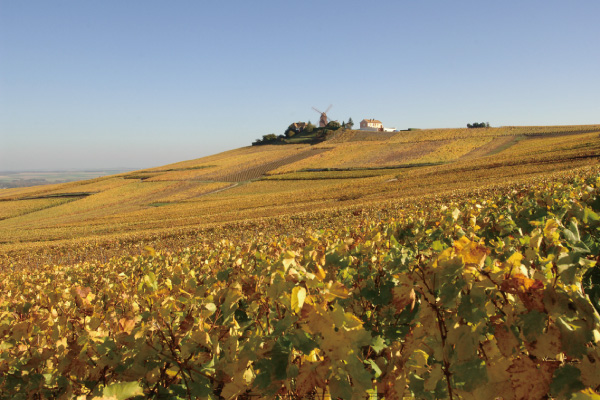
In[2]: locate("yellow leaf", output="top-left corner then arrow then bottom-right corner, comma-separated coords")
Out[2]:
291,286 -> 306,314
454,237 -> 489,268
506,252 -> 524,269
525,325 -> 561,359
314,264 -> 326,281
407,349 -> 429,373
118,318 -> 136,335
221,378 -> 247,400
454,236 -> 471,251
324,281 -> 349,300
282,250 -> 297,271
530,232 -> 543,249
543,219 -> 560,240
572,389 -> 600,400
452,208 -> 461,220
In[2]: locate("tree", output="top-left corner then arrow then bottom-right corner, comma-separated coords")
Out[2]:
347,117 -> 354,129
467,122 -> 489,129
285,124 -> 297,137
252,133 -> 279,146
326,121 -> 341,130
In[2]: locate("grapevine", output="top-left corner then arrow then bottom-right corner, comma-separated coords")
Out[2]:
2,170 -> 600,399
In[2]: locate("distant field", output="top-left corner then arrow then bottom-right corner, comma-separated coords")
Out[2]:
0,169 -> 135,189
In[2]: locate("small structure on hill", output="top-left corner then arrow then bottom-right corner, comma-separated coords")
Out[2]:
312,105 -> 334,127
360,119 -> 384,131
290,122 -> 307,132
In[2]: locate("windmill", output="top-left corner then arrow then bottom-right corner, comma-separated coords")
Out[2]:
312,105 -> 333,128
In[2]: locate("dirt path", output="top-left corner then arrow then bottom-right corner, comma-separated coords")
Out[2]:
459,136 -> 520,160
217,148 -> 331,182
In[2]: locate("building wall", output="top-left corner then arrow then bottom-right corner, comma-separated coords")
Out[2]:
360,119 -> 383,131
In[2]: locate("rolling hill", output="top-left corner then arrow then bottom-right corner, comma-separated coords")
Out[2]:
1,124 -> 600,264
2,124 -> 600,399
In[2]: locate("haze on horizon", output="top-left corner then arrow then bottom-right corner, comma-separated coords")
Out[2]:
1,1 -> 599,171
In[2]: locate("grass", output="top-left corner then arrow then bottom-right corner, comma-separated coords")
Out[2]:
148,202 -> 172,207
20,192 -> 93,199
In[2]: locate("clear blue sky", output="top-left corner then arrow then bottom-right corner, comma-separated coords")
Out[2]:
1,1 -> 599,171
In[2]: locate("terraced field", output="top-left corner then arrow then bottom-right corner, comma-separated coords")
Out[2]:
1,124 -> 599,260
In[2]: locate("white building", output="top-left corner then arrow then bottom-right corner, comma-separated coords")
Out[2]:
360,119 -> 383,131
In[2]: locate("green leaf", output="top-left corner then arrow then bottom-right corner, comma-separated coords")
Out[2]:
408,373 -> 434,400
101,381 -> 144,400
583,265 -> 600,315
329,375 -> 353,400
365,359 -> 382,379
556,317 -> 592,358
450,358 -> 488,392
217,268 -> 232,281
584,207 -> 600,223
518,310 -> 547,342
253,359 -> 272,389
271,339 -> 291,380
457,291 -> 486,324
549,364 -> 585,399
289,330 -> 318,354
273,314 -> 294,336
371,336 -> 386,353
564,220 -> 580,243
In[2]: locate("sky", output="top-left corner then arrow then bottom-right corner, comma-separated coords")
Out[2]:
1,1 -> 599,171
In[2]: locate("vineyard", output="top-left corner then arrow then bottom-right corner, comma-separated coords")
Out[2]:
1,126 -> 600,255
2,124 -> 600,398
2,167 -> 600,398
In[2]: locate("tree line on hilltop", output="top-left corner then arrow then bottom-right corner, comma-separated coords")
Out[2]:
253,118 -> 354,145
467,122 -> 490,128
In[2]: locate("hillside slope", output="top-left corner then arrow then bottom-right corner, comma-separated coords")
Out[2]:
2,148 -> 600,399
1,124 -> 599,261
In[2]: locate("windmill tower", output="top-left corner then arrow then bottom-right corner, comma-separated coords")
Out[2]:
312,105 -> 333,128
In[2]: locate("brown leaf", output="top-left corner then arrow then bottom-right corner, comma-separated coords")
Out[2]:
296,361 -> 328,397
507,357 -> 557,400
392,286 -> 416,314
493,323 -> 520,358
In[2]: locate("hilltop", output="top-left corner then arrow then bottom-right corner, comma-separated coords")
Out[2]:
1,124 -> 599,263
